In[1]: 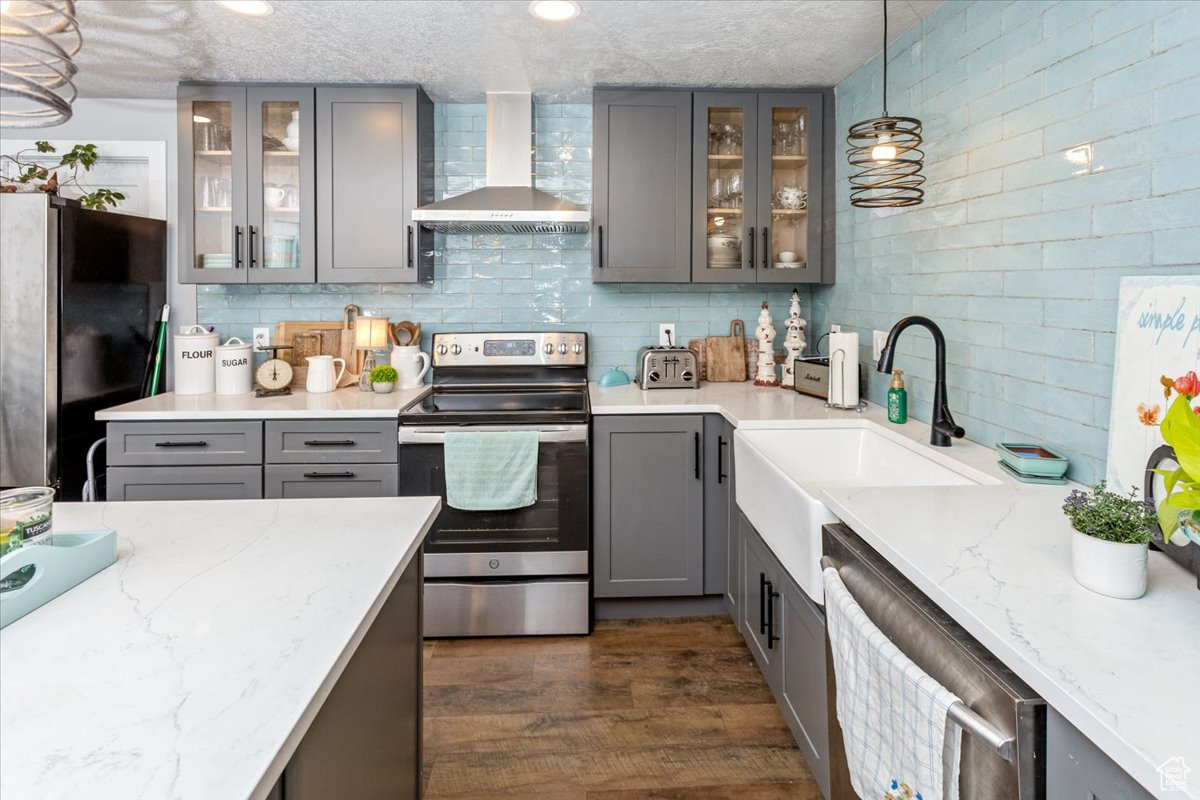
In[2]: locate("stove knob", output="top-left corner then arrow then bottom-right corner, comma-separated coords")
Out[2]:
450,344 -> 462,356
557,343 -> 568,354
436,344 -> 448,356
543,342 -> 555,355
571,343 -> 583,355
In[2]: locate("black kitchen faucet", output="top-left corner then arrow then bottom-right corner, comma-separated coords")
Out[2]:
876,316 -> 965,447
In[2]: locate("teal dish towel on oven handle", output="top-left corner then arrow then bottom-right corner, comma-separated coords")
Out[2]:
443,431 -> 539,511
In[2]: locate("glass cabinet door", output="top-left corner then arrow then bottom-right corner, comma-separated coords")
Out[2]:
756,93 -> 823,284
183,86 -> 247,284
247,87 -> 315,283
692,94 -> 758,283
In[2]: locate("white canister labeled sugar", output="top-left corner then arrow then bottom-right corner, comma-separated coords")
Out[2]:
215,336 -> 253,395
174,324 -> 219,395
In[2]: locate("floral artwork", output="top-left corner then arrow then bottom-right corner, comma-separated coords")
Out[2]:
883,779 -> 922,800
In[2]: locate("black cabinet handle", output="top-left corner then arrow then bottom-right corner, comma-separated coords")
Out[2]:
759,572 -> 768,635
234,226 -> 243,269
766,580 -> 781,649
747,227 -> 755,269
154,440 -> 208,448
303,439 -> 355,447
303,471 -> 355,478
762,226 -> 769,270
597,225 -> 604,268
248,225 -> 257,268
693,431 -> 701,480
717,435 -> 728,483
407,225 -> 414,269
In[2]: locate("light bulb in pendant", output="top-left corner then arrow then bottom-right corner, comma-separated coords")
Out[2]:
871,138 -> 897,162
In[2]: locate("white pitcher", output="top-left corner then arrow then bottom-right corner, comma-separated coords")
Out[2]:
392,346 -> 430,389
305,355 -> 346,394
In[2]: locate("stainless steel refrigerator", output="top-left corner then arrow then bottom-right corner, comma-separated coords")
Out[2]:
1,194 -> 166,500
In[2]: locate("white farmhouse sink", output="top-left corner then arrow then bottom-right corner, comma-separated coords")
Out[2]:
734,424 -> 997,604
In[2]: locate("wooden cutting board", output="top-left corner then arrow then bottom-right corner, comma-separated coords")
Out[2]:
705,320 -> 747,382
274,320 -> 359,388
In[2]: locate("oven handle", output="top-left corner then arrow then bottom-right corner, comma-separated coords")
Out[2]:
398,424 -> 588,444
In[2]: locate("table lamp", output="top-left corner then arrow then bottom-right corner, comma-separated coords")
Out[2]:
355,316 -> 390,392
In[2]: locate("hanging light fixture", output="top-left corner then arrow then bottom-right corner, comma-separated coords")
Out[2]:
0,0 -> 82,129
846,0 -> 924,207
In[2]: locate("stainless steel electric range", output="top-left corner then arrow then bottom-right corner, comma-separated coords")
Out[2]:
398,331 -> 590,637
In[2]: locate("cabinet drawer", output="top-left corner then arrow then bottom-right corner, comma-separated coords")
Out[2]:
107,466 -> 262,501
265,420 -> 397,464
264,464 -> 398,499
107,422 -> 263,466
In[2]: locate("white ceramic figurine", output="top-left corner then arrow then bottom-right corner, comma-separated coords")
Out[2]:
781,289 -> 807,389
754,301 -> 779,387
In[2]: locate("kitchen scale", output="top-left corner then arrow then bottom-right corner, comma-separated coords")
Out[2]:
255,344 -> 294,397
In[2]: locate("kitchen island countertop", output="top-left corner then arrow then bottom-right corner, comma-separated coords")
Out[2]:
591,380 -> 1200,800
0,496 -> 440,800
96,385 -> 432,421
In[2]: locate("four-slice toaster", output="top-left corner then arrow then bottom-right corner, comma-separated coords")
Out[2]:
636,346 -> 699,389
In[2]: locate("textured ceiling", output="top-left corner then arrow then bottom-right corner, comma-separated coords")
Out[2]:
74,0 -> 943,102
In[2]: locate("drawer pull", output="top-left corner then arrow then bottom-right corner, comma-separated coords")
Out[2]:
154,440 -> 208,448
303,439 -> 356,447
303,471 -> 355,478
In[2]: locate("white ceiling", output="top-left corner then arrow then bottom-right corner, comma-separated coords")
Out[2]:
74,0 -> 943,102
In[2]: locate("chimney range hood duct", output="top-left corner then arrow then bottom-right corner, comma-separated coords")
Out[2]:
412,92 -> 591,235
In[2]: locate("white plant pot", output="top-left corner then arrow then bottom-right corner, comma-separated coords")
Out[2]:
372,381 -> 395,394
1070,530 -> 1148,599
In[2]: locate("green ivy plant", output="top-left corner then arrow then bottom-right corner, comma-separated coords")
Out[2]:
0,141 -> 127,211
370,365 -> 398,384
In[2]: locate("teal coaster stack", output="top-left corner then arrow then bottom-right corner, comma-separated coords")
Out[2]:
995,443 -> 1070,485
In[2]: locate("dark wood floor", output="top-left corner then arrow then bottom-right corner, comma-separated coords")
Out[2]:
422,615 -> 822,799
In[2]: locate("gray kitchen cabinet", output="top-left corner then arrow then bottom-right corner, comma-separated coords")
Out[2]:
592,90 -> 693,283
264,463 -> 399,499
726,489 -> 743,623
179,84 -> 317,284
107,421 -> 263,466
1047,708 -> 1156,800
316,86 -> 434,284
265,420 -> 397,464
779,571 -> 831,799
593,415 -> 705,597
107,465 -> 262,501
703,415 -> 733,595
741,511 -> 783,690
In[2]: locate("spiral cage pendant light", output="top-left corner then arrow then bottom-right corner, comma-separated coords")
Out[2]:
846,0 -> 924,207
0,0 -> 82,129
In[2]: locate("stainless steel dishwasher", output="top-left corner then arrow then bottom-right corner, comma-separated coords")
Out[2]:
821,523 -> 1046,799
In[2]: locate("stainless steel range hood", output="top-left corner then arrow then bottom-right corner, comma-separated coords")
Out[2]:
412,92 -> 591,235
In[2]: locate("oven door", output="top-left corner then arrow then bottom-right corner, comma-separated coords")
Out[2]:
398,424 -> 589,578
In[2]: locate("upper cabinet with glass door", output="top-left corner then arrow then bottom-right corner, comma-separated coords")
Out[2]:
179,84 -> 315,284
690,91 -> 824,284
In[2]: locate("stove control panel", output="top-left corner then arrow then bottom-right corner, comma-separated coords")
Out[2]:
433,332 -> 587,367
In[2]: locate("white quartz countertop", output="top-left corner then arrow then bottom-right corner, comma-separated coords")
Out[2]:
590,380 -> 1200,799
96,386 -> 431,420
0,496 -> 440,800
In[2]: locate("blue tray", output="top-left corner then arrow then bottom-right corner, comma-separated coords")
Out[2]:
0,529 -> 118,628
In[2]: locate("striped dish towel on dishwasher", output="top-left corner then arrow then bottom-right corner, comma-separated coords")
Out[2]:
823,567 -> 963,800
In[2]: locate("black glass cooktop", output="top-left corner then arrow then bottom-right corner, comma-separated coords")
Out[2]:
400,389 -> 590,425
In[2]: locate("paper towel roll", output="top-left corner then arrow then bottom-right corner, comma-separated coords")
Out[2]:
828,331 -> 860,407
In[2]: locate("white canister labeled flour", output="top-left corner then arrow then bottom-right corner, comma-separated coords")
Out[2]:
174,324 -> 218,395
215,336 -> 253,395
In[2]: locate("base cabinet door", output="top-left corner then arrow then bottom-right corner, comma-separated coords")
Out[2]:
593,415 -> 705,597
780,575 -> 830,799
703,415 -> 732,595
107,465 -> 262,501
1047,708 -> 1156,800
741,513 -> 782,690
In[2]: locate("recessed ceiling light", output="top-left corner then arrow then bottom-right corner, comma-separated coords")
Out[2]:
529,0 -> 580,22
217,0 -> 274,16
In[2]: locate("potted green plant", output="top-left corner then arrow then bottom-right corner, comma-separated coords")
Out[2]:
369,365 -> 398,394
1152,371 -> 1200,547
1,141 -> 126,210
1063,482 -> 1156,599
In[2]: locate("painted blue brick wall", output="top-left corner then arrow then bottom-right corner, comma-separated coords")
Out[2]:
196,103 -> 801,380
815,0 -> 1200,483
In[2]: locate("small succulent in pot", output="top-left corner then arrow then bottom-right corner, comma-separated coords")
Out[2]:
1063,481 -> 1156,599
369,365 -> 398,394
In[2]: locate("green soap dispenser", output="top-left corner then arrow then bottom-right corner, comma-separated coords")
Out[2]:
887,370 -> 908,424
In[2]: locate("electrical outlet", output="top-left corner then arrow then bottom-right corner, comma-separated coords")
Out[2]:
830,323 -> 841,334
253,327 -> 271,351
872,330 -> 889,361
659,323 -> 676,347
